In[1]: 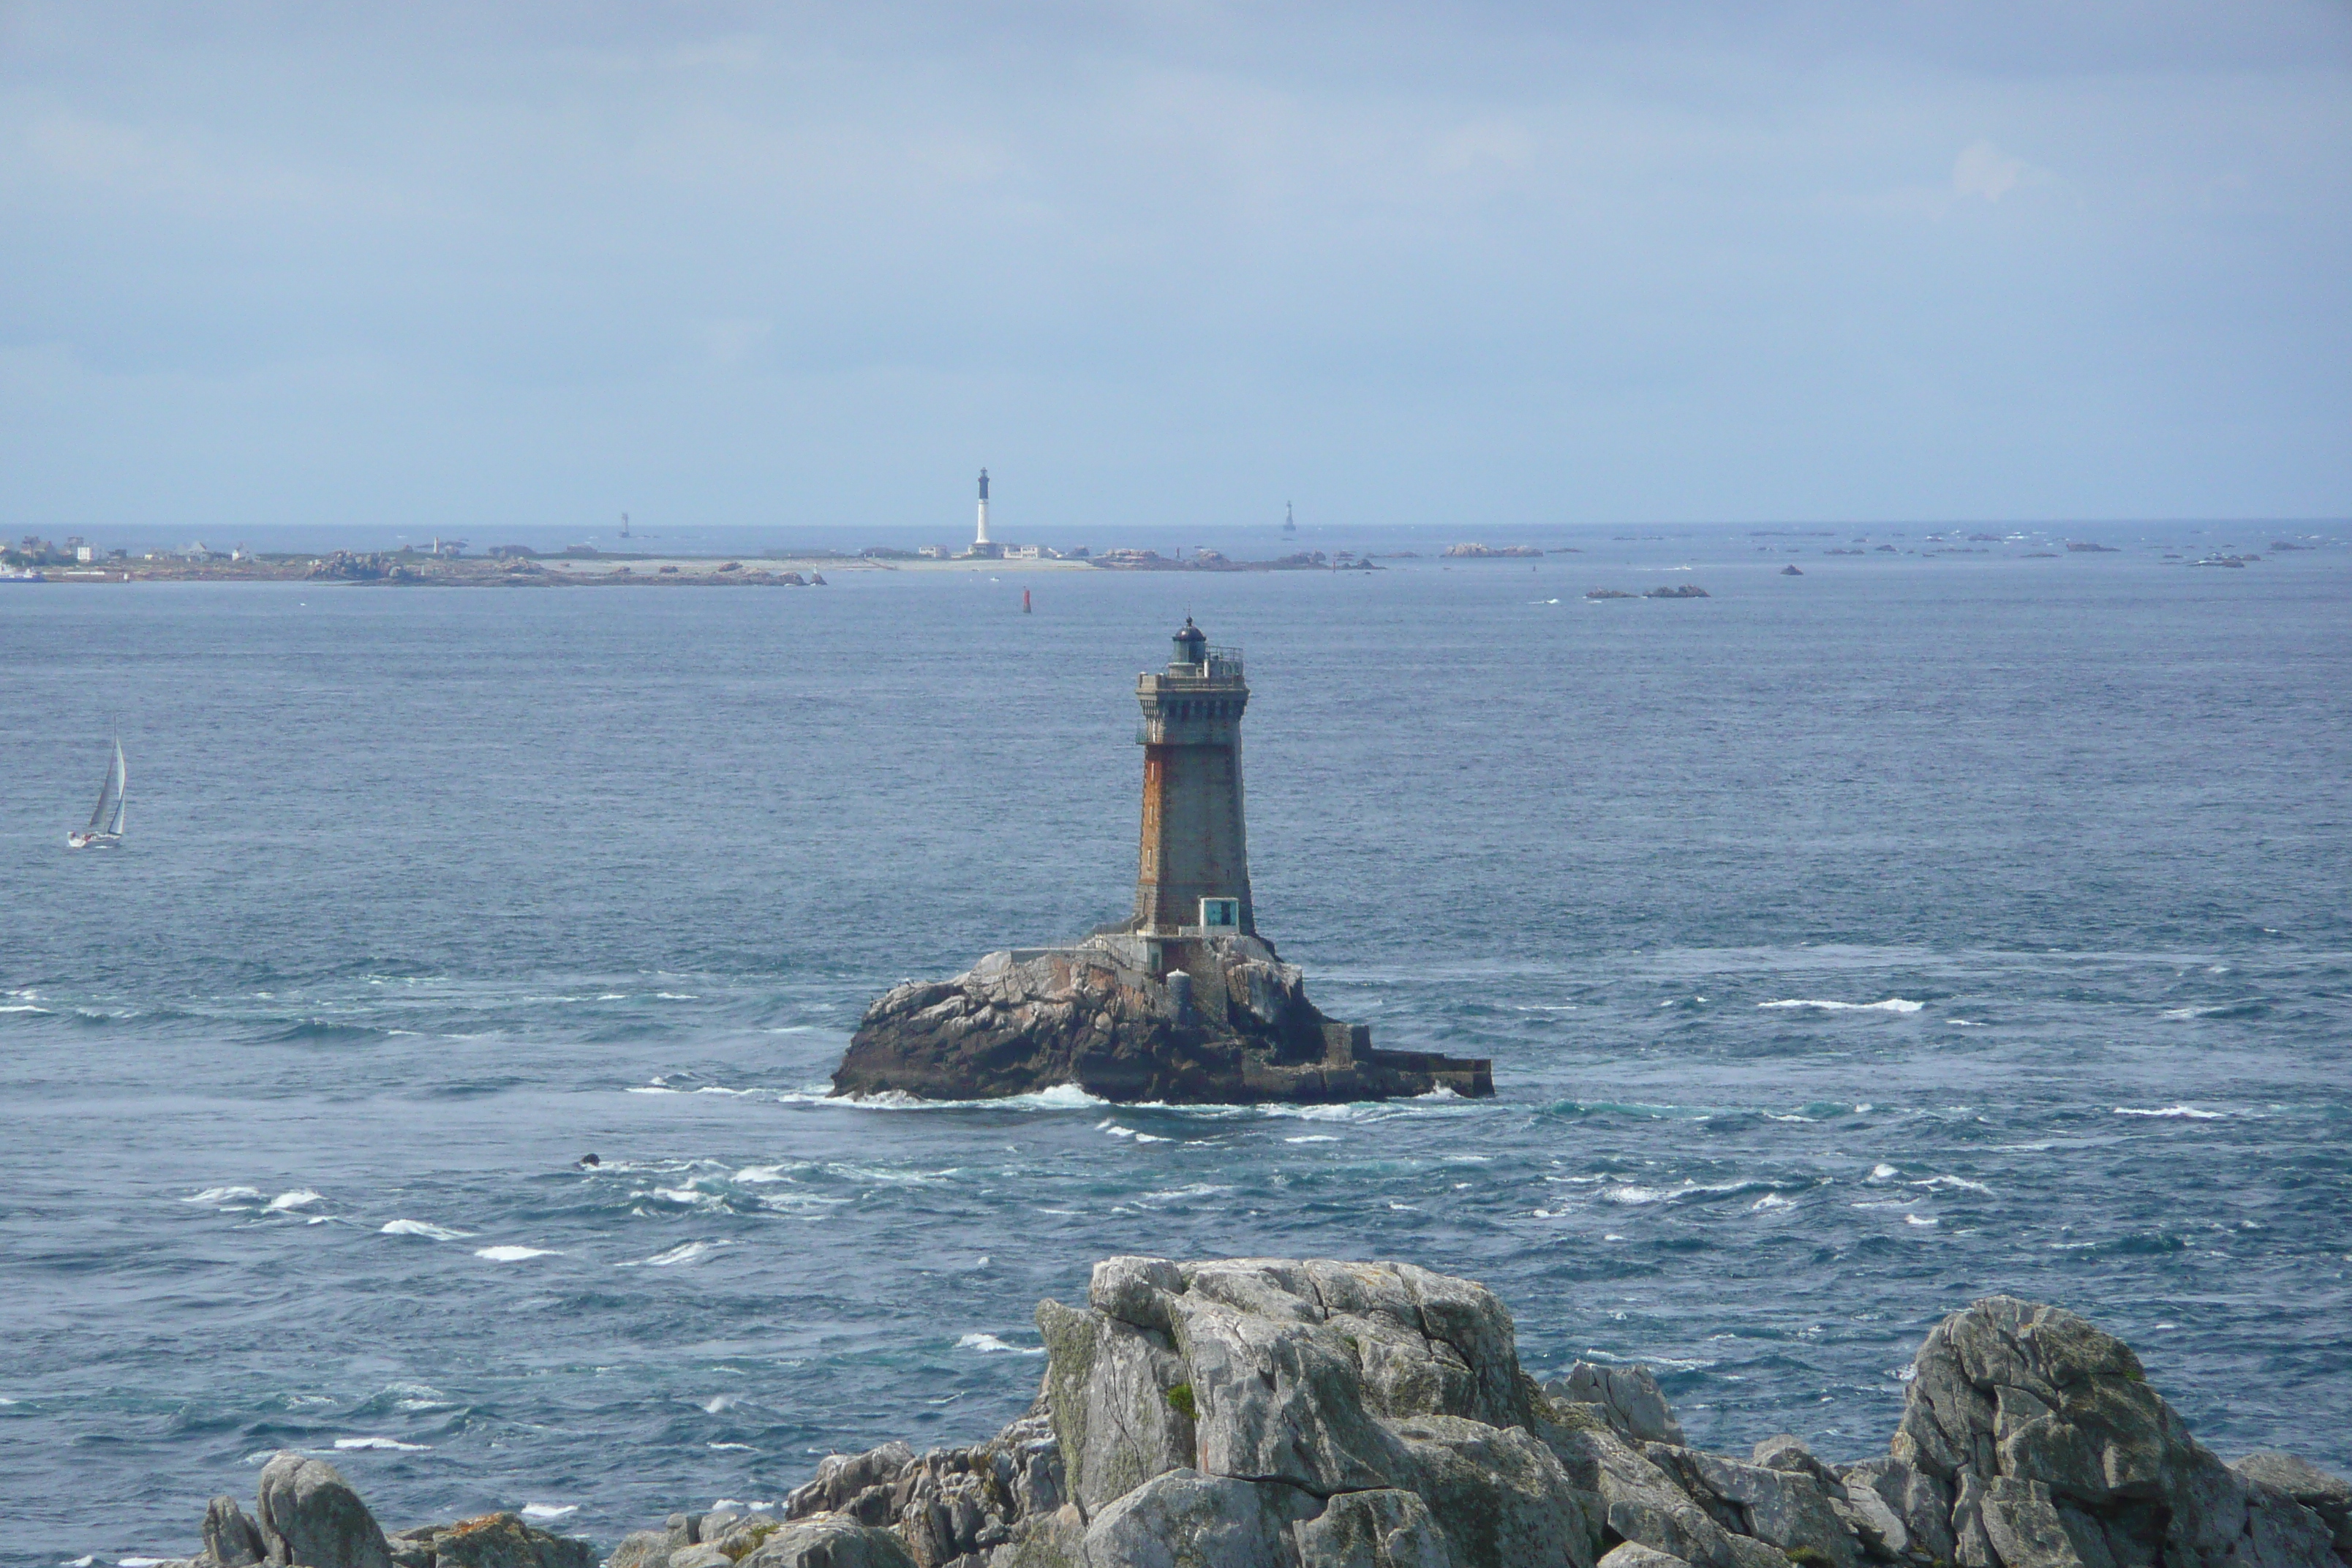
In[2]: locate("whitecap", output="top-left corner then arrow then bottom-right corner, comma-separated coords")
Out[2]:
1757,998 -> 1924,1013
184,1186 -> 265,1206
1284,1135 -> 1341,1144
519,1505 -> 577,1522
1135,1183 -> 1232,1207
957,1333 -> 1046,1357
1751,1193 -> 1795,1211
627,1240 -> 733,1268
709,1441 -> 755,1452
1911,1175 -> 1992,1194
702,1394 -> 739,1413
121,1559 -> 172,1567
384,1382 -> 451,1411
2115,1106 -> 2223,1119
334,1436 -> 429,1451
380,1220 -> 470,1241
1906,1214 -> 1940,1226
0,1003 -> 53,1013
1868,1164 -> 1900,1181
266,1191 -> 326,1212
1947,1019 -> 1986,1027
1603,1185 -> 1675,1205
2160,1006 -> 2227,1020
474,1245 -> 558,1262
625,1085 -> 684,1095
1602,1179 -> 1763,1206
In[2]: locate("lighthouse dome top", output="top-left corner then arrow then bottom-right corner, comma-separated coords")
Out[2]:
1172,617 -> 1207,666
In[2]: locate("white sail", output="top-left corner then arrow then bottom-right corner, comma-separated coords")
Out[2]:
85,739 -> 126,839
108,739 -> 127,836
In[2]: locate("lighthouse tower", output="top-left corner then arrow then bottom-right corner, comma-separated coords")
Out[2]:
974,468 -> 992,551
1134,618 -> 1254,939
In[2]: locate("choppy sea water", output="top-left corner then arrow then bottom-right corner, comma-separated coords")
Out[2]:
3,539 -> 2348,1566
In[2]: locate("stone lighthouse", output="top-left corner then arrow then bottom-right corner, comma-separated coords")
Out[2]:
829,617 -> 1495,1104
1133,617 -> 1254,938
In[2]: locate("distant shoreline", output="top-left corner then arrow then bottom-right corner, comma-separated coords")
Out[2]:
5,551 -> 1405,584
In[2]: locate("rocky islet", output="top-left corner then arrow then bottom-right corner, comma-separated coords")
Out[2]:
831,934 -> 1493,1104
147,1256 -> 2348,1568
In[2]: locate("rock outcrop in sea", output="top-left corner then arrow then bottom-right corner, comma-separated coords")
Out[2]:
832,933 -> 1494,1104
150,1258 -> 2350,1568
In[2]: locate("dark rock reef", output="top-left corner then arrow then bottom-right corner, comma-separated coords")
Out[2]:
163,1451 -> 593,1568
832,934 -> 1493,1104
143,1258 -> 2348,1568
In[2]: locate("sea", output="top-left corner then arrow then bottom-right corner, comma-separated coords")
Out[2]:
3,529 -> 2348,1566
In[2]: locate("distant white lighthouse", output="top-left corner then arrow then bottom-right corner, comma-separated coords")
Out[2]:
975,468 -> 992,550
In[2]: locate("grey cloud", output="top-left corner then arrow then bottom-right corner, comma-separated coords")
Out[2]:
1,0 -> 2347,532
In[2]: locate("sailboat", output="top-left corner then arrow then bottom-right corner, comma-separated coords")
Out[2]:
69,737 -> 127,849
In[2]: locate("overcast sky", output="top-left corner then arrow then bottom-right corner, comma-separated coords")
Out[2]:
4,1 -> 2347,538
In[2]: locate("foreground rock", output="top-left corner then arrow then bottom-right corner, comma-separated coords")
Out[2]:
160,1452 -> 592,1568
832,933 -> 1492,1104
148,1264 -> 2348,1568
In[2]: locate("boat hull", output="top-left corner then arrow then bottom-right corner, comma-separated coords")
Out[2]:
67,832 -> 122,849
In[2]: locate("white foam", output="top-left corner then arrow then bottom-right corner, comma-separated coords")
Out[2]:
734,1164 -> 796,1183
1906,1214 -> 1940,1226
1912,1175 -> 1993,1194
334,1436 -> 430,1451
630,1240 -> 733,1268
121,1559 -> 171,1567
1602,1179 -> 1761,1206
1285,1135 -> 1341,1144
958,1333 -> 1046,1357
2115,1106 -> 2224,1119
832,1082 -> 1109,1112
652,1186 -> 720,1207
266,1191 -> 325,1212
520,1505 -> 578,1522
1135,1183 -> 1232,1207
474,1245 -> 558,1262
1751,1193 -> 1795,1210
1757,998 -> 1924,1013
1869,1163 -> 1900,1180
184,1186 -> 265,1206
709,1441 -> 755,1452
1947,1019 -> 1986,1027
0,1003 -> 52,1013
380,1220 -> 470,1241
385,1382 -> 451,1411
